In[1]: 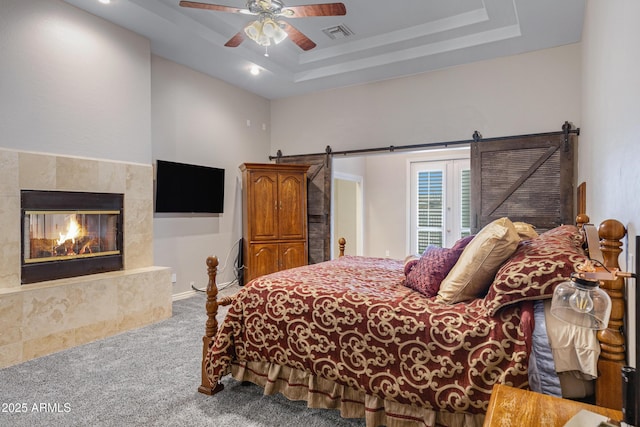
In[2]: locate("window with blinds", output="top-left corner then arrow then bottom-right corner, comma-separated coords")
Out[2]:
460,169 -> 471,238
410,158 -> 470,254
417,170 -> 444,249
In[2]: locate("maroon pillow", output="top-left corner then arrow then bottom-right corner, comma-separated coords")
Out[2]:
484,225 -> 588,316
404,235 -> 475,297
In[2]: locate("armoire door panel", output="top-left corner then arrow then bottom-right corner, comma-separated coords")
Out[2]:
249,172 -> 278,240
249,243 -> 279,279
279,242 -> 307,270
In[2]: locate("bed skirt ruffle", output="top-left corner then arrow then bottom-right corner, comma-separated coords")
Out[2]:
229,361 -> 484,427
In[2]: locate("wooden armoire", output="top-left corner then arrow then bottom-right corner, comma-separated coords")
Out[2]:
240,163 -> 309,283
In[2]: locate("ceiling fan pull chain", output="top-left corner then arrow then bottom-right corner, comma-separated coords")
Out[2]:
264,45 -> 269,57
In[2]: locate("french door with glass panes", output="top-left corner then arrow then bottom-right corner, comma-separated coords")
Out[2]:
410,159 -> 470,254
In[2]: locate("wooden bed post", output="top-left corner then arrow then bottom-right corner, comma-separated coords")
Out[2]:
595,219 -> 627,410
338,237 -> 346,257
575,182 -> 589,229
198,256 -> 225,395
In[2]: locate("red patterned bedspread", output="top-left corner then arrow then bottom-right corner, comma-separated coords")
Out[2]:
205,256 -> 534,415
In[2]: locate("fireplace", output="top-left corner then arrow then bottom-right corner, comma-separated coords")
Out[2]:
21,190 -> 124,284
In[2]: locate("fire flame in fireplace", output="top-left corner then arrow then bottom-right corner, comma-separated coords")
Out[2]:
57,215 -> 81,246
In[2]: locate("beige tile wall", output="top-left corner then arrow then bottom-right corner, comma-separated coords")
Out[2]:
0,148 -> 171,368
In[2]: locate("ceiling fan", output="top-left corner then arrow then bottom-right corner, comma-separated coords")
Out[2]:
179,0 -> 346,51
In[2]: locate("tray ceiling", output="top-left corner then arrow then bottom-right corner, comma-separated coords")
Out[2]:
63,0 -> 585,99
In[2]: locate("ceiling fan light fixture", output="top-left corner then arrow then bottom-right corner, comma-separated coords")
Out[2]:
257,32 -> 271,46
270,20 -> 288,44
244,16 -> 287,47
273,30 -> 287,44
262,18 -> 279,37
244,20 -> 267,45
244,20 -> 261,39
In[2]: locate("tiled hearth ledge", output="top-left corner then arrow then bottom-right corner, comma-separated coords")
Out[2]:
0,267 -> 171,369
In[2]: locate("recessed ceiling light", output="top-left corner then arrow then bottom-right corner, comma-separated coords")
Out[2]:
250,66 -> 260,76
98,0 -> 111,4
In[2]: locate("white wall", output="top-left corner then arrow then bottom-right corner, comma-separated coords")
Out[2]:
271,44 -> 581,157
580,0 -> 640,260
363,153 -> 408,258
151,56 -> 271,295
581,0 -> 640,367
0,0 -> 151,164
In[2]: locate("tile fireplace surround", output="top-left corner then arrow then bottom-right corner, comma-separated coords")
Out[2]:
0,148 -> 172,368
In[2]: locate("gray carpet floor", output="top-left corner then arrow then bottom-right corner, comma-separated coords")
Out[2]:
0,292 -> 366,426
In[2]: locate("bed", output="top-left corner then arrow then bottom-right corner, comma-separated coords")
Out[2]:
197,215 -> 628,427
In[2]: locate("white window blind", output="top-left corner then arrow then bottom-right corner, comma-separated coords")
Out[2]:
459,167 -> 472,238
417,169 -> 444,249
410,158 -> 470,254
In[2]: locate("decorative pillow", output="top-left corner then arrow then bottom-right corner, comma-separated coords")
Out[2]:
437,217 -> 520,304
514,221 -> 539,240
484,224 -> 589,316
403,255 -> 420,276
404,235 -> 475,297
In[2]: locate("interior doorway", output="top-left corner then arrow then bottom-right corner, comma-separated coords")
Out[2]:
332,172 -> 363,257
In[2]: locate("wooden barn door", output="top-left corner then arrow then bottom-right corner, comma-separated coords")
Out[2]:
470,132 -> 576,233
276,154 -> 332,264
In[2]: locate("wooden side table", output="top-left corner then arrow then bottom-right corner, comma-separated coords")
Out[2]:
483,384 -> 623,427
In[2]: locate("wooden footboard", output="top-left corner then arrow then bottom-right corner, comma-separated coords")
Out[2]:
198,256 -> 233,395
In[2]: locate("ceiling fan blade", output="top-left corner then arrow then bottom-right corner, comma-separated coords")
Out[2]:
179,1 -> 248,14
281,22 -> 316,51
224,31 -> 245,47
281,3 -> 346,17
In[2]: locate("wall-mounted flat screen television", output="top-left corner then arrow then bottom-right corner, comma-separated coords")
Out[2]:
155,160 -> 225,213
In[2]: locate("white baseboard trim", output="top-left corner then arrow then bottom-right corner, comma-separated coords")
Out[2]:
172,290 -> 197,301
